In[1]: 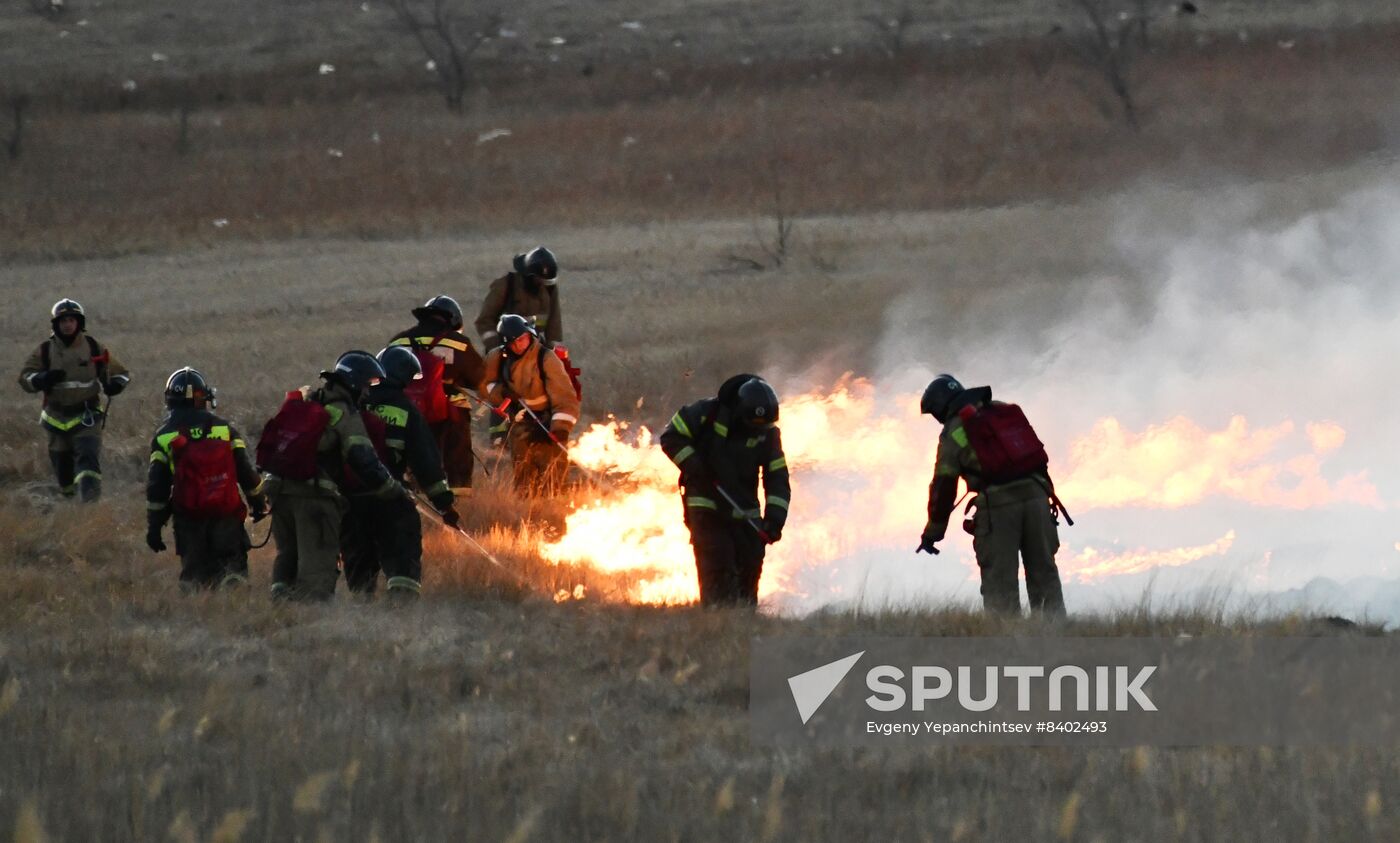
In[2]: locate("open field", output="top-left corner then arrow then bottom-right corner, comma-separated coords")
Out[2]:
5,1 -> 1400,839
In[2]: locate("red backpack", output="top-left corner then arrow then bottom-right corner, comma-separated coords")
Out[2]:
256,391 -> 331,481
342,411 -> 393,491
958,403 -> 1049,485
404,339 -> 450,424
171,429 -> 246,519
551,344 -> 583,400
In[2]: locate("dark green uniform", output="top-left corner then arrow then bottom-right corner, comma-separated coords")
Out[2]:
342,384 -> 453,596
923,390 -> 1066,615
267,382 -> 402,601
18,332 -> 130,501
659,397 -> 790,606
146,407 -> 265,590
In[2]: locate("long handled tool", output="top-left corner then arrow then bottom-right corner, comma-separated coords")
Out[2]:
410,492 -> 531,587
459,388 -> 620,492
713,482 -> 773,544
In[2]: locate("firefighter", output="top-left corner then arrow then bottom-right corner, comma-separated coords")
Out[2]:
917,374 -> 1067,616
474,247 -> 565,446
17,299 -> 131,502
475,246 -> 563,351
481,315 -> 580,496
145,368 -> 267,591
340,346 -> 460,599
659,374 -> 789,606
262,352 -> 405,602
388,295 -> 486,496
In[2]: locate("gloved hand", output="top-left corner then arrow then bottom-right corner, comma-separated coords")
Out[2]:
440,505 -> 461,528
103,376 -> 128,396
915,536 -> 940,555
762,517 -> 783,543
548,426 -> 569,445
146,524 -> 167,553
249,495 -> 269,522
32,369 -> 66,391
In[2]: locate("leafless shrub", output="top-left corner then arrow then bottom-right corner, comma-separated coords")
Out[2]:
1055,0 -> 1154,129
5,95 -> 29,160
861,5 -> 916,59
385,0 -> 502,112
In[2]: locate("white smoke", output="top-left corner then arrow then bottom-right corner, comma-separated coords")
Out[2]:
776,163 -> 1400,620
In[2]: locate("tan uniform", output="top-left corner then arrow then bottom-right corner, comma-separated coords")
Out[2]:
18,332 -> 130,499
475,273 -> 562,350
483,339 -> 581,494
927,400 -> 1065,615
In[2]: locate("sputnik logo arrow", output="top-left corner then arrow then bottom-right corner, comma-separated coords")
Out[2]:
787,651 -> 864,725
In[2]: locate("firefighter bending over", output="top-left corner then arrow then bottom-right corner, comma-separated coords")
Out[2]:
918,374 -> 1068,616
660,374 -> 789,606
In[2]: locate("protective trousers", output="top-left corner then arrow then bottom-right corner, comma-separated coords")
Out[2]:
430,412 -> 474,490
341,495 -> 423,596
46,423 -> 102,501
688,509 -> 766,607
508,424 -> 567,496
270,494 -> 344,601
970,489 -> 1066,616
173,515 -> 250,590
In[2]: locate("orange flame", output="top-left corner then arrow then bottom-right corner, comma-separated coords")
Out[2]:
537,377 -> 1374,604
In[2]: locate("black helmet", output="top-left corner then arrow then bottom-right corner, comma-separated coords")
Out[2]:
920,374 -> 965,422
164,367 -> 215,409
321,350 -> 385,399
376,346 -> 422,389
512,246 -> 558,282
497,314 -> 537,352
51,298 -> 86,333
411,295 -> 464,331
735,377 -> 779,428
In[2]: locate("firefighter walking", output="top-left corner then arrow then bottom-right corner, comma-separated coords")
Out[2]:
659,375 -> 789,606
340,346 -> 460,599
258,352 -> 405,602
917,374 -> 1068,616
145,368 -> 267,591
482,315 -> 580,496
388,295 -> 486,496
17,299 -> 130,502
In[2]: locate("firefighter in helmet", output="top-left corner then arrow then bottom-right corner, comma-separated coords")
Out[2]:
339,346 -> 460,599
475,247 -> 567,446
388,295 -> 486,496
145,368 -> 267,591
481,314 -> 580,496
918,374 -> 1067,616
17,299 -> 131,502
263,352 -> 405,601
659,374 -> 790,606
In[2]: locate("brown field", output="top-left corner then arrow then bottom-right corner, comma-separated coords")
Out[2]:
3,1 -> 1400,840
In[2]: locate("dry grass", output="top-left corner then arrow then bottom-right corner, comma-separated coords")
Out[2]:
4,5 -> 1400,838
3,25 -> 1399,259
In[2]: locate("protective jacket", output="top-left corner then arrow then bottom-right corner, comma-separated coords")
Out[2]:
18,331 -> 130,430
146,407 -> 264,527
483,339 -> 581,437
924,388 -> 1051,542
475,273 -> 562,349
658,397 -> 790,532
268,382 -> 399,499
361,383 -> 452,507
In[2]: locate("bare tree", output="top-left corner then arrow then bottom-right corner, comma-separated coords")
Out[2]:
386,0 -> 502,113
1055,0 -> 1155,130
861,5 -> 915,59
